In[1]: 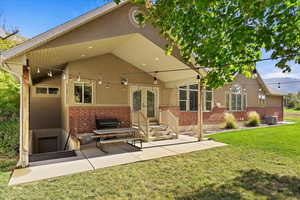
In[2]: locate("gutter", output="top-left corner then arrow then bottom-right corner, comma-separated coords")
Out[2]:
0,54 -> 26,167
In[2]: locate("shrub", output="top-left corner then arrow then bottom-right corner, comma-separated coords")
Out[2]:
223,113 -> 237,129
0,120 -> 19,157
245,111 -> 261,127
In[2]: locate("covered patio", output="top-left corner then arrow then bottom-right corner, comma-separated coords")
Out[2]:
1,1 -> 206,168
9,135 -> 226,185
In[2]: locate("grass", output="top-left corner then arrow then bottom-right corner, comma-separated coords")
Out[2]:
285,108 -> 300,114
1,118 -> 300,200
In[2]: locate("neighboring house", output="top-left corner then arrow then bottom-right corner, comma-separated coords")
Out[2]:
0,1 -> 284,167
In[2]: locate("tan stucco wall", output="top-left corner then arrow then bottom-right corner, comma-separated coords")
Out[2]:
38,3 -> 168,53
30,76 -> 62,130
65,53 -> 163,106
160,74 -> 282,109
214,74 -> 267,108
266,95 -> 283,107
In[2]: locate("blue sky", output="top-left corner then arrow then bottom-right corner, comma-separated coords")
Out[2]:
1,0 -> 299,79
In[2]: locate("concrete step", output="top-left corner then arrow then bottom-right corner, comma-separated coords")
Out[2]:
29,150 -> 77,162
180,131 -> 195,136
151,130 -> 170,137
149,133 -> 177,141
149,125 -> 168,131
149,120 -> 159,125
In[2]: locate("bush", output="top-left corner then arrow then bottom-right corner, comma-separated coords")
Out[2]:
0,120 -> 19,157
223,113 -> 237,129
245,111 -> 260,127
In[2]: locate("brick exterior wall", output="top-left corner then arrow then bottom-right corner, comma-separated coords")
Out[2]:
160,105 -> 283,126
69,105 -> 283,134
69,106 -> 130,134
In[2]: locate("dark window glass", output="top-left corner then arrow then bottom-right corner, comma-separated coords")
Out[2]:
133,90 -> 142,111
189,84 -> 198,90
180,101 -> 186,111
48,88 -> 59,95
231,94 -> 237,111
179,89 -> 187,100
236,94 -> 242,110
189,90 -> 198,111
206,101 -> 212,111
74,84 -> 83,103
205,88 -> 213,111
36,87 -> 47,94
84,83 -> 92,104
147,90 -> 155,118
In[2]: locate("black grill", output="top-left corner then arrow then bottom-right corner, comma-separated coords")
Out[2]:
95,118 -> 121,130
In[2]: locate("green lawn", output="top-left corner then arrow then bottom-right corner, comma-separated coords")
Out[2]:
285,108 -> 300,114
1,118 -> 300,200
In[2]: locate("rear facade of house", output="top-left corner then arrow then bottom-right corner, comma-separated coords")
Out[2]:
0,2 -> 283,166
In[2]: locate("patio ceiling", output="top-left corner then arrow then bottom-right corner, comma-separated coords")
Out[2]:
27,33 -> 198,83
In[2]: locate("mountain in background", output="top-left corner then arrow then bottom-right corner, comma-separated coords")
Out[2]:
263,77 -> 300,94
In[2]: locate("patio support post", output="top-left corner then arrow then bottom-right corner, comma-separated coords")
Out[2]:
197,80 -> 204,141
19,61 -> 30,167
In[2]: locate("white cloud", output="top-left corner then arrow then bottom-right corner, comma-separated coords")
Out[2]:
263,72 -> 300,79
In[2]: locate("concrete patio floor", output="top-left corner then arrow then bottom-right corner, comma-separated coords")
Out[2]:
9,135 -> 226,185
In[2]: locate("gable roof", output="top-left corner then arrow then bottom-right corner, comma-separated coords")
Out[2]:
256,73 -> 285,96
0,1 -> 129,63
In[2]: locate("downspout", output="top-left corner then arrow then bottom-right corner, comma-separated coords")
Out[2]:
0,54 -> 25,167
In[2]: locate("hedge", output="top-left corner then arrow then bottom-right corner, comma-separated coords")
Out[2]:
0,120 -> 19,157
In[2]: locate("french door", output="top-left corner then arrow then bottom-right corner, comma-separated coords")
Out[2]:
131,87 -> 159,120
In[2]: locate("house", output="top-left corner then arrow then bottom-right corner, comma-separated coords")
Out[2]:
0,1 -> 284,168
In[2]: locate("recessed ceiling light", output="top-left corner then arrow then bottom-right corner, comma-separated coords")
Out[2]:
81,54 -> 86,57
142,63 -> 146,66
88,46 -> 93,49
155,57 -> 159,61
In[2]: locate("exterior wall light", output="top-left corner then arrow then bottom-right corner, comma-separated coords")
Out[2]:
48,71 -> 53,77
121,78 -> 128,85
77,74 -> 81,82
153,77 -> 158,85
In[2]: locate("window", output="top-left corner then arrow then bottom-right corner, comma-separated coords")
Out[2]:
74,82 -> 93,104
189,85 -> 198,111
179,84 -> 210,112
226,85 -> 247,111
35,86 -> 60,96
36,87 -> 47,94
258,94 -> 266,104
179,86 -> 187,111
204,88 -> 213,111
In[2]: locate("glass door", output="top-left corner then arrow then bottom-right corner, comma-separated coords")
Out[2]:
131,87 -> 158,120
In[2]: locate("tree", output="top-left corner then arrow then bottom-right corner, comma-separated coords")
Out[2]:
285,93 -> 297,108
0,38 -> 19,118
115,0 -> 300,88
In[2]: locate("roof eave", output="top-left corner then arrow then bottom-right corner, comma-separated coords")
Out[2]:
1,0 -> 129,62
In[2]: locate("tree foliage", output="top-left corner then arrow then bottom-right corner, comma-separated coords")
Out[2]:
0,39 -> 19,118
115,0 -> 300,88
285,92 -> 300,109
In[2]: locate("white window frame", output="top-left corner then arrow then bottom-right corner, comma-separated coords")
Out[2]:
33,85 -> 60,97
204,87 -> 213,112
179,84 -> 214,112
226,85 -> 247,111
74,82 -> 94,104
258,94 -> 266,104
179,86 -> 188,111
